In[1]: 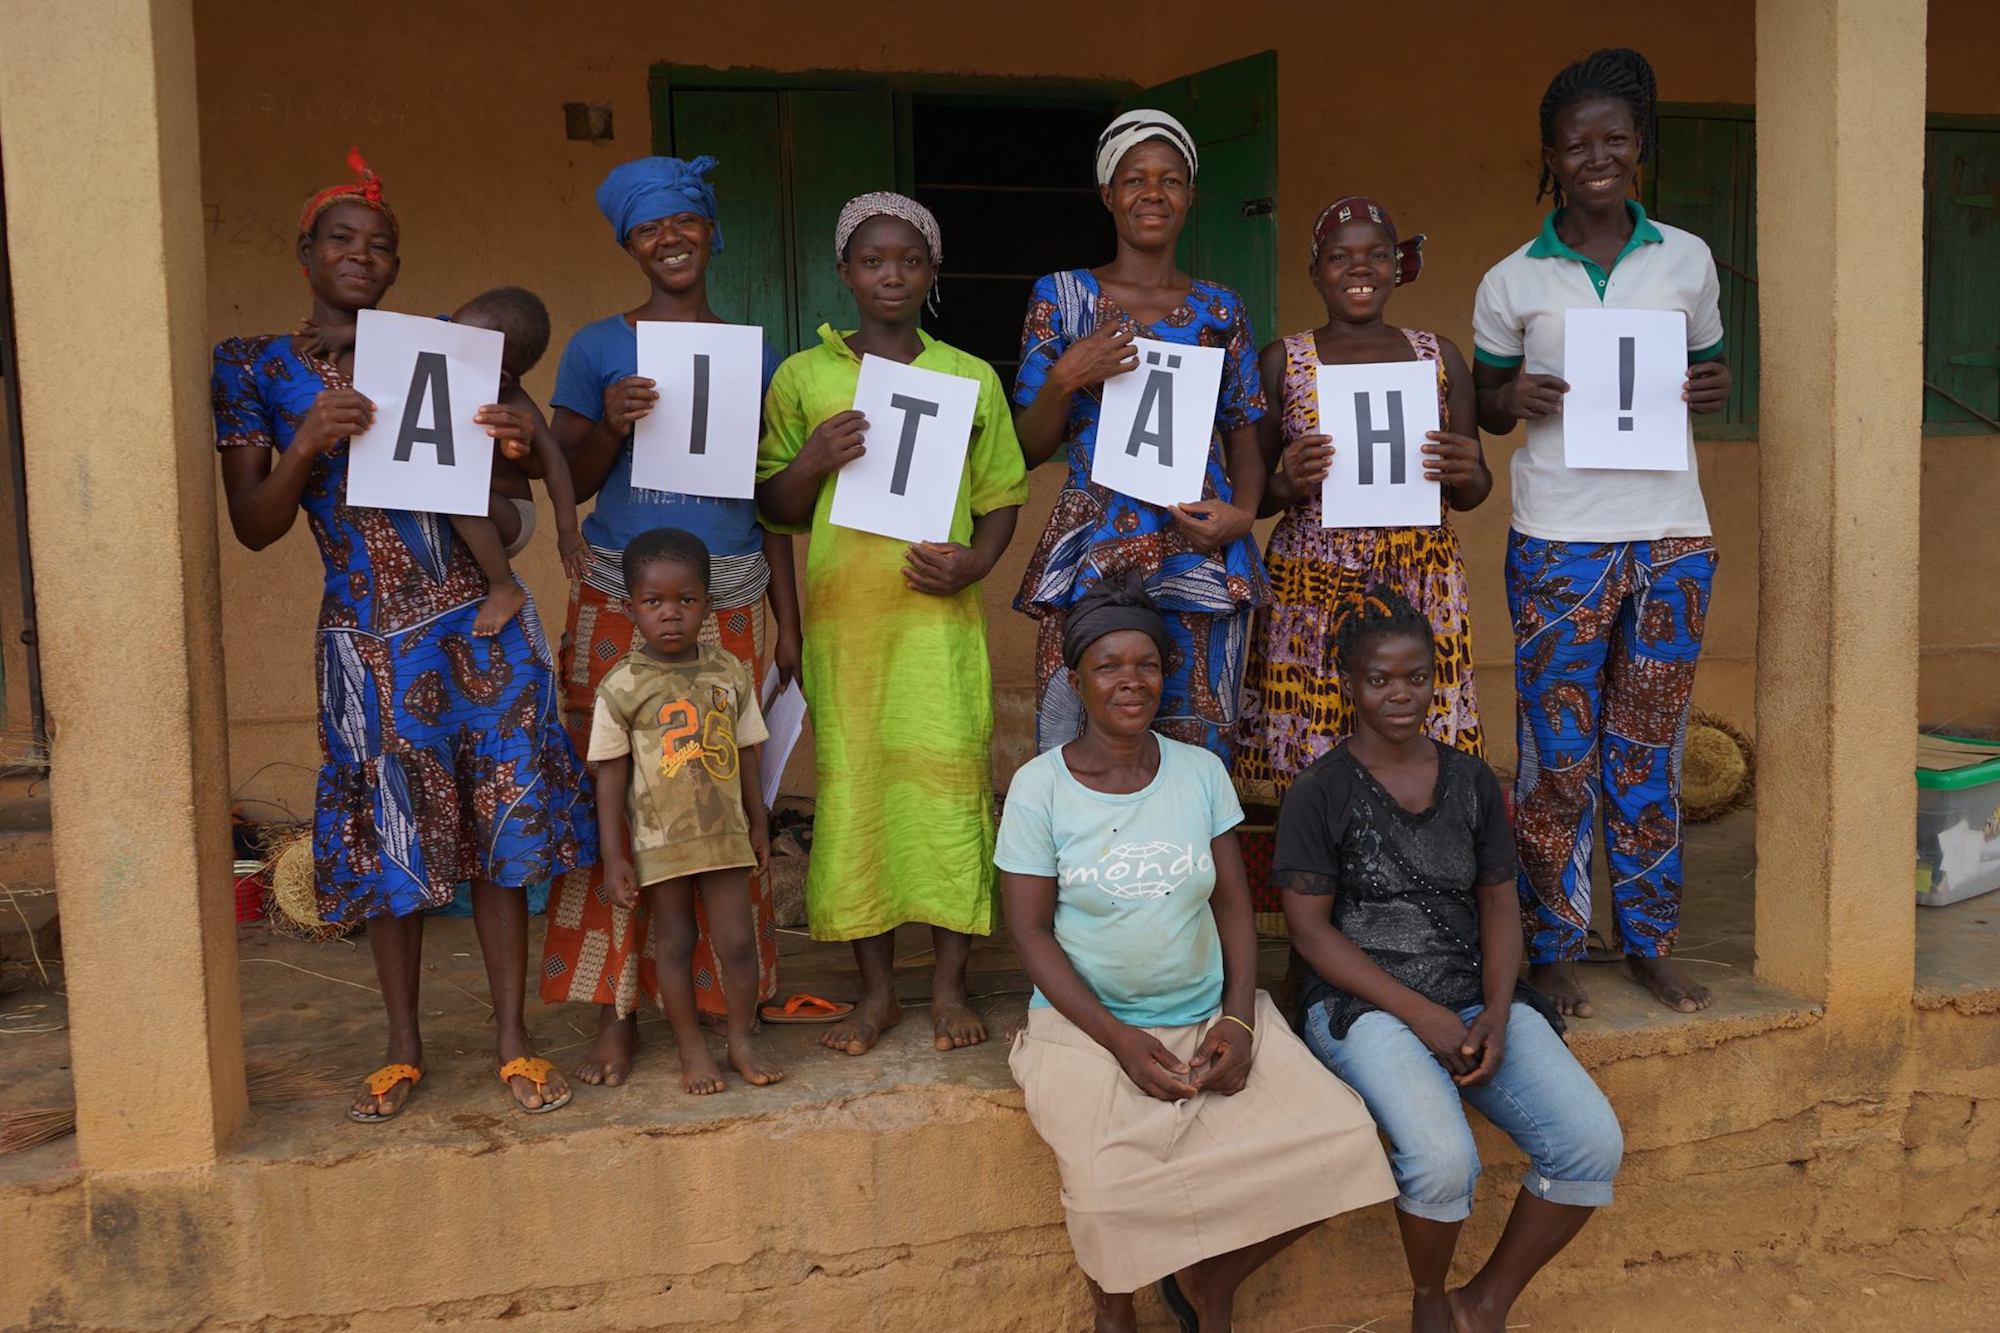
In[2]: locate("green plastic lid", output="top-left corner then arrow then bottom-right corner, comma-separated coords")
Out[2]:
1915,733 -> 2000,791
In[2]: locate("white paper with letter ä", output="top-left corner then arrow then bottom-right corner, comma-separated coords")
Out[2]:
1561,307 -> 1690,471
345,308 -> 502,516
828,354 -> 979,544
1315,359 -> 1443,529
631,321 -> 764,499
1089,338 -> 1226,507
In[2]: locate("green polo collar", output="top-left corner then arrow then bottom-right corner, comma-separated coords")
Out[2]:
1528,200 -> 1664,298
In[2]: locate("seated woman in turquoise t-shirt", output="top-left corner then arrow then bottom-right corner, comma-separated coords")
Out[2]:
997,579 -> 1393,1333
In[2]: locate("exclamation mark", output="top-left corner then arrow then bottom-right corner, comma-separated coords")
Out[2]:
1617,337 -> 1635,431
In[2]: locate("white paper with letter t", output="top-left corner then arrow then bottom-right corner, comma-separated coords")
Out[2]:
1316,358 -> 1442,529
1561,307 -> 1690,471
828,354 -> 979,544
1089,337 -> 1226,507
631,320 -> 764,499
345,308 -> 502,516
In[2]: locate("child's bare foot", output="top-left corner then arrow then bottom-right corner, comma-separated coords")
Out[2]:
1625,954 -> 1712,1013
679,1038 -> 727,1095
727,1035 -> 783,1087
472,580 -> 526,636
820,990 -> 902,1056
931,986 -> 987,1051
1530,960 -> 1594,1017
572,1006 -> 638,1086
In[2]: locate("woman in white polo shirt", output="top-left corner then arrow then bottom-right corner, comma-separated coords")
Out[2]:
1473,48 -> 1730,1019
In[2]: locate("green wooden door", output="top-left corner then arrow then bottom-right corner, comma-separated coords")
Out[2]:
1129,51 -> 1279,344
658,80 -> 894,354
1650,109 -> 1759,432
1923,128 -> 2000,426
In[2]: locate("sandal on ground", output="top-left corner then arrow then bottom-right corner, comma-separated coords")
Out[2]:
759,993 -> 856,1024
1155,1274 -> 1198,1333
347,1063 -> 423,1124
498,1056 -> 571,1115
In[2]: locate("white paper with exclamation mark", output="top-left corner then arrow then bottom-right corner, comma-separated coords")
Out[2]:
1560,307 -> 1690,471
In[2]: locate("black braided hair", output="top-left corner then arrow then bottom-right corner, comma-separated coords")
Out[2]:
622,526 -> 711,595
1334,584 -> 1435,676
1536,47 -> 1659,206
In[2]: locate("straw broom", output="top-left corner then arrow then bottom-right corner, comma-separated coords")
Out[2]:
0,1055 -> 345,1155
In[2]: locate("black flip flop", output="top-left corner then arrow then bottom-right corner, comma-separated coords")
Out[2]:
1156,1274 -> 1198,1333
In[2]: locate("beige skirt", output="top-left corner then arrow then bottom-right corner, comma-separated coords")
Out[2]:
1008,990 -> 1396,1294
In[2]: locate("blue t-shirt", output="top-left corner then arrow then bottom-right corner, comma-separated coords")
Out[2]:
995,735 -> 1245,1028
551,314 -> 782,559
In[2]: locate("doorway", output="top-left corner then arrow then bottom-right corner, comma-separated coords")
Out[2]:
0,161 -> 47,770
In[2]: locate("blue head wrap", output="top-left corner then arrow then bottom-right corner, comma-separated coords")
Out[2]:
596,155 -> 724,253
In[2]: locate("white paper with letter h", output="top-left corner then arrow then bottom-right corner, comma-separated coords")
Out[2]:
1316,358 -> 1442,529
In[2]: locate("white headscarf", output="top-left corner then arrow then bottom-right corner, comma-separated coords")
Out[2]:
1094,109 -> 1199,187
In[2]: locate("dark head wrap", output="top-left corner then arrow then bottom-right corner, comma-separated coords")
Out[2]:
299,148 -> 396,238
596,155 -> 724,252
1062,578 -> 1172,670
1310,195 -> 1425,287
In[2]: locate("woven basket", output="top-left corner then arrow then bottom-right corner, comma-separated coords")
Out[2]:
1683,711 -> 1756,823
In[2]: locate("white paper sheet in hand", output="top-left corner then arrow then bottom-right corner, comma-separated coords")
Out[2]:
1089,338 -> 1226,507
758,666 -> 808,812
345,308 -> 503,516
1316,358 -> 1443,529
631,321 -> 764,499
1561,307 -> 1690,471
828,354 -> 979,544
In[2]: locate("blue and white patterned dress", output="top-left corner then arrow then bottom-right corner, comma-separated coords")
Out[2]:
212,334 -> 597,923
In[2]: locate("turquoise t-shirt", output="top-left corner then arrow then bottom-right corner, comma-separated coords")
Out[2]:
995,735 -> 1245,1028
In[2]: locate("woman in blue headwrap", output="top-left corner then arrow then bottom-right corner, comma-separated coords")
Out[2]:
539,155 -> 801,1087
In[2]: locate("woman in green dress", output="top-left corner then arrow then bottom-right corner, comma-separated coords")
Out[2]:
757,193 -> 1028,1057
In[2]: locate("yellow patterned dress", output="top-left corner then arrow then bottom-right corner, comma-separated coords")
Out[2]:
1235,328 -> 1483,927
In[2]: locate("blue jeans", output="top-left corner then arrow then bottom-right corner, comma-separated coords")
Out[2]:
1301,1000 -> 1622,1223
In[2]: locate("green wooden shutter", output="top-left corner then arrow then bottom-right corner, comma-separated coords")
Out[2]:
1649,107 -> 1758,435
1129,52 -> 1279,345
1922,127 -> 2000,427
660,88 -> 791,343
786,89 -> 896,350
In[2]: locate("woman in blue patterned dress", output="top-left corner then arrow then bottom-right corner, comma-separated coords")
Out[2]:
212,155 -> 597,1121
1013,109 -> 1268,763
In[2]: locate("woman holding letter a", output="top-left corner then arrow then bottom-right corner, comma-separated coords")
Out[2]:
538,156 -> 798,1087
213,153 -> 596,1120
757,193 -> 1029,1057
1014,109 -> 1268,764
1237,197 -> 1491,841
1471,48 -> 1731,1018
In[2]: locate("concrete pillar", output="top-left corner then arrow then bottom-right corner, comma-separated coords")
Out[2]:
1752,0 -> 1925,1017
0,0 -> 245,1167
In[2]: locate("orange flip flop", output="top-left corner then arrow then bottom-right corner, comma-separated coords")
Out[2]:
348,1063 -> 423,1124
759,993 -> 856,1024
499,1056 -> 572,1114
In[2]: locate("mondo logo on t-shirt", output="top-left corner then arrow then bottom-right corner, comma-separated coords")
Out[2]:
1061,842 -> 1213,900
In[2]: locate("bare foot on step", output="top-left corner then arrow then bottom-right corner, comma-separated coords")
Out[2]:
679,1037 -> 727,1095
1530,960 -> 1594,1017
819,991 -> 902,1056
931,991 -> 988,1051
572,1006 -> 638,1086
1625,953 -> 1712,1013
727,1035 -> 783,1087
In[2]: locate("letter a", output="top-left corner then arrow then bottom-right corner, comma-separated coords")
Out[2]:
392,351 -> 456,465
1125,352 -> 1177,465
1351,390 -> 1406,486
887,393 -> 940,496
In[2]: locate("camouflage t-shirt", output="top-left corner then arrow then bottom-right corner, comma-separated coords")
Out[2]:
588,645 -> 770,886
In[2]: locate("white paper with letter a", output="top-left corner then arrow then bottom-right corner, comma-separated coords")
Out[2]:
1089,338 -> 1226,507
828,354 -> 979,544
631,321 -> 764,499
1561,307 -> 1689,471
1316,359 -> 1442,529
345,308 -> 502,516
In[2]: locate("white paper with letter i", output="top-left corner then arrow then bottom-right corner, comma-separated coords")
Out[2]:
345,308 -> 502,516
1561,307 -> 1689,471
631,321 -> 765,499
828,354 -> 979,544
1316,359 -> 1442,529
1090,337 -> 1226,507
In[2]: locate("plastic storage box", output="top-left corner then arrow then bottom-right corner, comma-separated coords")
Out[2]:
1915,734 -> 2000,908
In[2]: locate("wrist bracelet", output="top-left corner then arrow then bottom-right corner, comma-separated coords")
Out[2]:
1220,1013 -> 1255,1039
